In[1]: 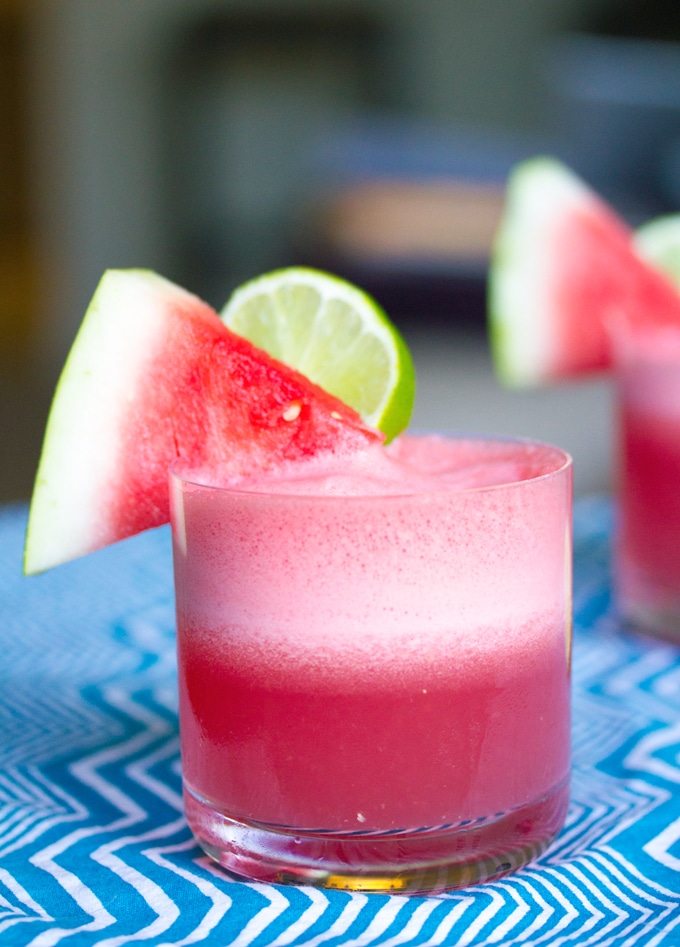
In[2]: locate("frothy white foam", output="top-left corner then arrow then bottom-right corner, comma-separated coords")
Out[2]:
174,434 -> 571,683
185,606 -> 566,692
203,434 -> 569,497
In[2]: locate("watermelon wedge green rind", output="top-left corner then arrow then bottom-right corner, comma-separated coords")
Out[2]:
488,156 -> 611,387
24,269 -> 181,575
24,269 -> 380,575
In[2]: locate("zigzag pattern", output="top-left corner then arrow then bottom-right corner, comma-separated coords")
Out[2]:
2,500 -> 680,945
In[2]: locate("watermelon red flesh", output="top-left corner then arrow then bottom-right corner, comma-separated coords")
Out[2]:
24,269 -> 381,574
113,317 -> 378,538
489,157 -> 680,387
550,203 -> 680,378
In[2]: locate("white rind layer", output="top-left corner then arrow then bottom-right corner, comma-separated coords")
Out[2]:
24,269 -> 202,574
489,157 -> 594,387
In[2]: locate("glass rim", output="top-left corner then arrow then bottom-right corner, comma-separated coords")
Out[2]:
169,432 -> 573,503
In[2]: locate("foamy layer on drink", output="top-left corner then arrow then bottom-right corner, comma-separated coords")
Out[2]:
182,433 -> 568,496
172,435 -> 571,679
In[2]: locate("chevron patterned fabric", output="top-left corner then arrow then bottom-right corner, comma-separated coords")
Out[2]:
2,498 -> 680,945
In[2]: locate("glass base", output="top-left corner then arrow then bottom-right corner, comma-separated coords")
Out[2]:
619,597 -> 680,642
617,570 -> 680,642
184,779 -> 569,895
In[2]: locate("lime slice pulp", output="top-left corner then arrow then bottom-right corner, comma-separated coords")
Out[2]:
221,267 -> 415,442
635,214 -> 680,287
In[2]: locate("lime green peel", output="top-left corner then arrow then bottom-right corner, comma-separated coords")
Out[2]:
635,214 -> 680,289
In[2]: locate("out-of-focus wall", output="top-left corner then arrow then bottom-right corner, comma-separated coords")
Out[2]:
3,0 -> 678,501
0,0 -> 35,363
23,0 -> 596,372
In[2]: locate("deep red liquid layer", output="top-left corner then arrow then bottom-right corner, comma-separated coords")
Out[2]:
619,382 -> 680,601
178,623 -> 570,833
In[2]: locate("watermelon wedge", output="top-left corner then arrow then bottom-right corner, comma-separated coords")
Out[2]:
488,157 -> 680,387
24,269 -> 381,575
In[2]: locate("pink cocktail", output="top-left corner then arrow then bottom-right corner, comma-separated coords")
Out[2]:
616,334 -> 680,637
170,434 -> 572,893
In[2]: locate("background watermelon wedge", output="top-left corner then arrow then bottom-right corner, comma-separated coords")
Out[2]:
488,157 -> 680,387
24,269 -> 381,574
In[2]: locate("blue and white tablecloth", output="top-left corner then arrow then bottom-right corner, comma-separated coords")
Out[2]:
1,498 -> 680,946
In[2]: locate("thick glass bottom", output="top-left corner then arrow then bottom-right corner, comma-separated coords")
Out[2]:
619,596 -> 680,642
184,778 -> 570,894
617,567 -> 680,642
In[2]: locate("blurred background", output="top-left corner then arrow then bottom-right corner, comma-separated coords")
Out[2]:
3,0 -> 680,502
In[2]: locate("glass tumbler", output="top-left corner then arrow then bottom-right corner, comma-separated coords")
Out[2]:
615,340 -> 680,638
170,435 -> 572,894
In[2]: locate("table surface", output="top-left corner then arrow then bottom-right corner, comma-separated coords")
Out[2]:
2,499 -> 680,946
